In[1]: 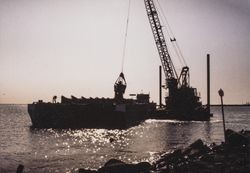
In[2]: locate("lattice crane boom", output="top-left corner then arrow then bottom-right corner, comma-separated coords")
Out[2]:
144,0 -> 211,119
144,0 -> 177,80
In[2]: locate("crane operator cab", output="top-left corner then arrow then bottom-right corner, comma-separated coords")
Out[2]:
114,72 -> 127,103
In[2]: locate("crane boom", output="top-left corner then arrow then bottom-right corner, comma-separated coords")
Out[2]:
144,0 -> 211,120
144,0 -> 177,80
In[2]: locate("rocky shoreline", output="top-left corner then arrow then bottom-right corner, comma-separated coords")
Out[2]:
79,129 -> 250,173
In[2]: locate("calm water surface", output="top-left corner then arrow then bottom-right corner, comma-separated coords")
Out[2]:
0,104 -> 249,173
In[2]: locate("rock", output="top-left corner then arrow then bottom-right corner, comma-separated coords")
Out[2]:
191,161 -> 210,169
169,149 -> 182,159
167,149 -> 184,164
79,169 -> 97,173
236,165 -> 250,173
240,130 -> 250,138
98,159 -> 151,173
183,139 -> 210,157
226,129 -> 250,147
199,153 -> 215,162
79,129 -> 250,173
103,159 -> 125,167
189,139 -> 204,149
155,149 -> 183,169
16,164 -> 24,173
136,162 -> 151,172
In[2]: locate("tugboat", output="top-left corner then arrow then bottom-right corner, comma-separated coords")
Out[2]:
144,0 -> 212,120
28,73 -> 156,129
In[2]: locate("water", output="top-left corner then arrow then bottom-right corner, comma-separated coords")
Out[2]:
0,105 -> 249,173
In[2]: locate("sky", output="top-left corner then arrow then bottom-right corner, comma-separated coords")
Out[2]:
0,0 -> 249,104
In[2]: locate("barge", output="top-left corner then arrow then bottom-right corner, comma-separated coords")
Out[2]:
28,73 -> 156,129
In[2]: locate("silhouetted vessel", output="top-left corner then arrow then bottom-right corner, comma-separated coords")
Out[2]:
28,73 -> 156,129
144,0 -> 212,121
153,83 -> 211,121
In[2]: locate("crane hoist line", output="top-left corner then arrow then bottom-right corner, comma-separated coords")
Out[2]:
121,0 -> 131,73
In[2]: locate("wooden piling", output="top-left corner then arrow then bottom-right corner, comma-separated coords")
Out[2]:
207,54 -> 210,114
159,66 -> 162,108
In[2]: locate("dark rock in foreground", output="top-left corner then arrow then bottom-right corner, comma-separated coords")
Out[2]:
152,129 -> 250,173
79,129 -> 250,173
79,159 -> 151,173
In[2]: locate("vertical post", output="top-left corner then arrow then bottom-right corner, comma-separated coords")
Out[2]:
218,88 -> 226,143
207,54 -> 210,114
159,66 -> 162,108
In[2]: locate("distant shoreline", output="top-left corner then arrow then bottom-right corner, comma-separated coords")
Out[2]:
210,104 -> 250,107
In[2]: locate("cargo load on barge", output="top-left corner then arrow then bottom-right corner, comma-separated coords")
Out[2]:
28,73 -> 156,129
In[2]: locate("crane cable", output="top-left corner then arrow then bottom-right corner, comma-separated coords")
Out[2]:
155,0 -> 187,67
156,6 -> 184,68
157,0 -> 187,66
121,0 -> 132,72
155,0 -> 185,66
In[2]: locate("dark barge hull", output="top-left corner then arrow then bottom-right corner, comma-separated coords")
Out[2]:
28,102 -> 155,129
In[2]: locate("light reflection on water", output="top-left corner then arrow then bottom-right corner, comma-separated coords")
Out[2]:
0,105 -> 249,173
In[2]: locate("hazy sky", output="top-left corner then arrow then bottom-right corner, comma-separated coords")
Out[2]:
0,0 -> 249,104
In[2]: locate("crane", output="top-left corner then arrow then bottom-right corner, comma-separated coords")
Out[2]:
144,0 -> 189,89
144,0 -> 210,119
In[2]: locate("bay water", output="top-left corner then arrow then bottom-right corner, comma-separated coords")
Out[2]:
0,104 -> 249,173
